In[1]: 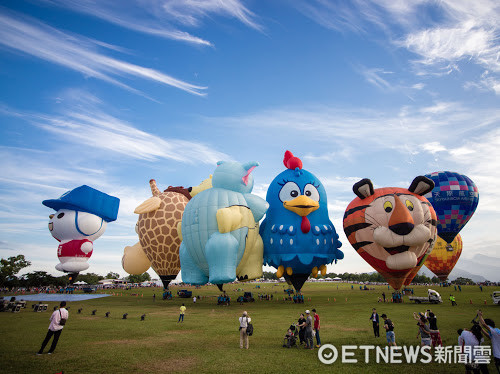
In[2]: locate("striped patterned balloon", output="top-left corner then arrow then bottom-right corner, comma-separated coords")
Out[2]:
424,171 -> 478,244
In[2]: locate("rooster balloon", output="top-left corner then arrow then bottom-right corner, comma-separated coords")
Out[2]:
260,151 -> 343,292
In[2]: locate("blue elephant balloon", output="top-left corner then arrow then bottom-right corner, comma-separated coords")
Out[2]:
179,161 -> 268,287
424,171 -> 479,244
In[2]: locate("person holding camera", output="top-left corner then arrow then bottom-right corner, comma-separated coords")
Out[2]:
427,310 -> 443,347
413,312 -> 432,347
37,301 -> 68,355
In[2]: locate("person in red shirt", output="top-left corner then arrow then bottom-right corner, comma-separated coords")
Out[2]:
312,308 -> 321,347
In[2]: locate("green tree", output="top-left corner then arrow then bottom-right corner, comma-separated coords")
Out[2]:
127,272 -> 151,283
0,255 -> 31,286
454,277 -> 473,285
21,271 -> 56,287
78,272 -> 104,285
105,272 -> 120,279
262,271 -> 277,280
431,276 -> 441,283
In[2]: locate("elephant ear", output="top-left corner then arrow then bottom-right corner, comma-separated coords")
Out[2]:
134,197 -> 161,214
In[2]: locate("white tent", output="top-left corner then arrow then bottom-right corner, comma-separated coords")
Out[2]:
73,281 -> 87,285
332,277 -> 342,282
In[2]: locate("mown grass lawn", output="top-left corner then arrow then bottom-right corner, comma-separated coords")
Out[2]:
1,282 -> 499,373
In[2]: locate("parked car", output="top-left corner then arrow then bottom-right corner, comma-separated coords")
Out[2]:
237,292 -> 255,303
177,290 -> 193,298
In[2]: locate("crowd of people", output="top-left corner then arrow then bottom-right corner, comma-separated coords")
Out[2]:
257,293 -> 273,301
368,307 -> 499,373
218,294 -> 231,305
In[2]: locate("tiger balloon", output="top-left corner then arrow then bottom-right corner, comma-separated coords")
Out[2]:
343,176 -> 438,290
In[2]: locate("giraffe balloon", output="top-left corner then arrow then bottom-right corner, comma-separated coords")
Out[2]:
122,176 -> 212,288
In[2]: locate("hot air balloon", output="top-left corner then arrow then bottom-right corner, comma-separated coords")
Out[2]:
122,176 -> 212,289
424,171 -> 478,244
43,185 -> 120,282
403,249 -> 433,286
424,234 -> 462,282
260,151 -> 343,292
179,161 -> 268,288
343,177 -> 437,290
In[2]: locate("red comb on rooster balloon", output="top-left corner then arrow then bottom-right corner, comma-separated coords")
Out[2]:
283,150 -> 303,170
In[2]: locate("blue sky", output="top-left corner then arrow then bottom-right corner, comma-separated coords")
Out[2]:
1,0 -> 499,281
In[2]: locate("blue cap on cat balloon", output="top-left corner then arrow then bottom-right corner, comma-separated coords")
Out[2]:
42,185 -> 120,222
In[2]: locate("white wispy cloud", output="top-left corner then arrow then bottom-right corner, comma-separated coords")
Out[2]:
161,0 -> 262,31
1,98 -> 229,164
293,0 -> 500,94
43,0 -> 262,46
356,66 -> 394,90
0,9 -> 207,96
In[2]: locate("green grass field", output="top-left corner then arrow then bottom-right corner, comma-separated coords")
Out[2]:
1,282 -> 499,374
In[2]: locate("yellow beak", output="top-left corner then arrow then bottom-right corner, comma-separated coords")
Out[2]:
283,195 -> 319,217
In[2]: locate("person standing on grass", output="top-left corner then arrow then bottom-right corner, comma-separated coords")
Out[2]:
382,292 -> 386,303
239,311 -> 251,349
305,310 -> 314,349
178,303 -> 186,323
427,311 -> 443,347
450,294 -> 457,306
477,310 -> 500,373
413,313 -> 432,347
370,308 -> 380,337
381,314 -> 396,346
312,309 -> 321,347
458,324 -> 485,374
37,301 -> 68,355
296,313 -> 306,345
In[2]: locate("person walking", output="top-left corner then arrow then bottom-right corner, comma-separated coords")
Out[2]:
312,309 -> 321,348
450,294 -> 457,306
305,310 -> 314,349
370,308 -> 380,337
239,311 -> 251,349
382,292 -> 386,303
37,301 -> 68,355
478,310 -> 500,373
382,314 -> 396,346
178,303 -> 186,323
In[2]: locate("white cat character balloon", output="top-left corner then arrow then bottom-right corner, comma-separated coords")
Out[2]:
43,186 -> 120,273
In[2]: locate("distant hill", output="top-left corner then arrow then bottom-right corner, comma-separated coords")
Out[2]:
419,265 -> 487,283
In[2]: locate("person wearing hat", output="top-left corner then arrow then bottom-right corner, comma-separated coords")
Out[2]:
305,310 -> 314,349
238,311 -> 251,349
43,185 -> 120,274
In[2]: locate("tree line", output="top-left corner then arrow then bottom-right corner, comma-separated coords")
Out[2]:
0,255 -> 150,288
261,271 -> 442,284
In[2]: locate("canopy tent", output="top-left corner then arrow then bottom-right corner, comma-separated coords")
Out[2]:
73,281 -> 88,285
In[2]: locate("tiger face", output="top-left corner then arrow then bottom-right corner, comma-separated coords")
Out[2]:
343,176 -> 437,288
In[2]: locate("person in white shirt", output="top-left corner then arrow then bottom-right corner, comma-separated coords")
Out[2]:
458,324 -> 484,374
239,311 -> 251,349
37,301 -> 68,355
